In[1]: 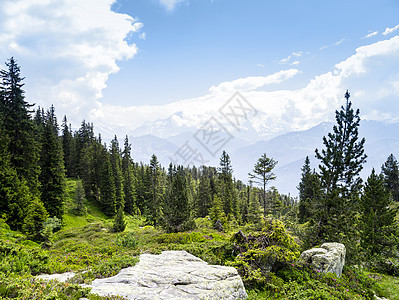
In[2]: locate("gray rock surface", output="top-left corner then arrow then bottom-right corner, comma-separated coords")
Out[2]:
88,250 -> 247,299
299,242 -> 346,277
36,271 -> 76,283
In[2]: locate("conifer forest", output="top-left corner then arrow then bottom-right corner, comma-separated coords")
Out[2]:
1,58 -> 399,299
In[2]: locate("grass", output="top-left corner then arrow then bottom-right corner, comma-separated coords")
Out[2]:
0,178 -> 398,299
375,274 -> 399,300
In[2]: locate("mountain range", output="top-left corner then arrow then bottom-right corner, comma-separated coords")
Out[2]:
99,116 -> 399,197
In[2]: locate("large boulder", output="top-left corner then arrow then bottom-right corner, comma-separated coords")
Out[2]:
299,242 -> 346,277
87,250 -> 247,299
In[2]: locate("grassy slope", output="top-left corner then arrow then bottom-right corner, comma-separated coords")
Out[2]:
0,178 -> 398,299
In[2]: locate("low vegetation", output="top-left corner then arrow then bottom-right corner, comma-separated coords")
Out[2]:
1,59 -> 399,299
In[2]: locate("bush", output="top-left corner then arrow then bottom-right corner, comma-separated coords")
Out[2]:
227,218 -> 300,288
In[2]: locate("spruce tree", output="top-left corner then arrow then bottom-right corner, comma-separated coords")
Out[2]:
99,151 -> 116,216
297,156 -> 322,223
195,176 -> 213,218
61,115 -> 75,177
23,198 -> 49,242
218,151 -> 237,218
0,57 -> 40,195
39,106 -> 66,219
148,154 -> 163,226
163,165 -> 191,232
314,90 -> 367,243
249,153 -> 277,217
122,136 -> 137,215
381,154 -> 399,202
0,117 -> 32,230
360,169 -> 397,256
110,136 -> 124,210
112,205 -> 127,232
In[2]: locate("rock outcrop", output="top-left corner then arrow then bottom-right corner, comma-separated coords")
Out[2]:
36,271 -> 76,283
299,242 -> 346,277
88,250 -> 247,299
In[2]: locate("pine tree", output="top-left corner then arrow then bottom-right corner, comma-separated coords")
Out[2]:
112,205 -> 126,232
360,169 -> 397,256
61,115 -> 75,177
110,136 -> 124,210
209,195 -> 225,224
39,106 -> 66,219
148,154 -> 163,226
23,198 -> 49,242
381,154 -> 399,202
99,151 -> 116,216
0,57 -> 40,195
297,156 -> 322,223
195,176 -> 213,217
0,117 -> 32,230
314,90 -> 367,243
247,184 -> 262,226
163,165 -> 191,232
122,136 -> 137,215
218,151 -> 237,217
249,153 -> 277,217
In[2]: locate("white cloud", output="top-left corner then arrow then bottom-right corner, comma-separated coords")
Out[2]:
279,51 -> 305,65
279,55 -> 291,64
159,0 -> 186,11
362,31 -> 378,39
383,24 -> 399,35
208,69 -> 299,94
0,0 -> 142,125
334,38 -> 346,46
91,35 -> 399,138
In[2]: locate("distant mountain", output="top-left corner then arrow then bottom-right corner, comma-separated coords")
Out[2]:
232,120 -> 399,196
129,135 -> 179,166
112,120 -> 399,197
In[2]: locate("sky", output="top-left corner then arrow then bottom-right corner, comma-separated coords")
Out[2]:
1,0 -> 399,138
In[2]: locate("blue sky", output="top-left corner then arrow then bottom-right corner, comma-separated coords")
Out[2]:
0,0 -> 399,137
104,0 -> 399,105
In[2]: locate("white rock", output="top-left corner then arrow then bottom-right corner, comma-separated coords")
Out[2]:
36,271 -> 76,283
300,242 -> 346,277
88,250 -> 247,300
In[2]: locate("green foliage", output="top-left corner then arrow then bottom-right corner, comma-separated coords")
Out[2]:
162,165 -> 192,232
360,169 -> 397,256
298,156 -> 322,224
74,179 -> 87,216
382,153 -> 399,202
39,106 -> 66,220
112,206 -> 126,233
209,195 -> 226,224
23,199 -> 49,242
228,218 -> 300,288
115,232 -> 137,248
249,153 -> 278,217
313,91 -> 367,246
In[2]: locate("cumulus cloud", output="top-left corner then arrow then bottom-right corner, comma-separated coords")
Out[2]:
208,69 -> 299,94
92,35 -> 399,138
383,24 -> 399,36
0,0 -> 142,124
159,0 -> 186,11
